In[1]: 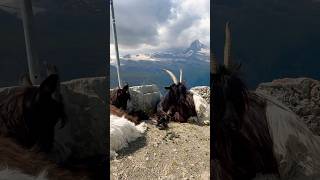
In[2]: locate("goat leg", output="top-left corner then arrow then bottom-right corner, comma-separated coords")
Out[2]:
173,112 -> 187,123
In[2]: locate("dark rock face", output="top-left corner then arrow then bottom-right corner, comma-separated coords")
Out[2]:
256,78 -> 320,136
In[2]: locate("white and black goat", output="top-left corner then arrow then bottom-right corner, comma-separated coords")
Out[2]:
109,85 -> 147,158
156,69 -> 210,129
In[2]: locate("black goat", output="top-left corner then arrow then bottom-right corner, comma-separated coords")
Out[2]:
0,73 -> 66,152
156,69 -> 197,129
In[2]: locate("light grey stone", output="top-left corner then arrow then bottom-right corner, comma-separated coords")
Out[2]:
256,77 -> 320,135
111,84 -> 161,115
55,77 -> 107,160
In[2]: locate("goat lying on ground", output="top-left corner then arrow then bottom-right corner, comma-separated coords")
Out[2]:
0,73 -> 66,153
212,64 -> 320,180
212,64 -> 279,180
110,84 -> 131,110
110,104 -> 140,125
0,70 -> 106,179
0,136 -> 90,180
156,69 -> 209,129
110,84 -> 149,124
110,85 -> 149,158
110,114 -> 147,158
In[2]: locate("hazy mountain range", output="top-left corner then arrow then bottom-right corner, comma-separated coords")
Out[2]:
110,40 -> 210,91
213,0 -> 320,89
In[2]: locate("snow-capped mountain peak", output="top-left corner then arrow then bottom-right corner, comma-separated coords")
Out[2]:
110,40 -> 210,66
183,40 -> 209,58
185,40 -> 208,52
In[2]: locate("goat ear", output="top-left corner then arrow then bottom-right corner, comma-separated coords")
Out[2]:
20,73 -> 33,87
39,74 -> 59,95
123,84 -> 129,91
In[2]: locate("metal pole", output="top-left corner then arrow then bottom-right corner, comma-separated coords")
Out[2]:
110,0 -> 122,88
20,0 -> 41,85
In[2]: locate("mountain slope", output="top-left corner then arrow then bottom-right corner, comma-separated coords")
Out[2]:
110,40 -> 210,91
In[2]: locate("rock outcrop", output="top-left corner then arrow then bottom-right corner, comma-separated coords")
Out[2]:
110,85 -> 161,115
190,86 -> 210,125
54,77 -> 107,161
190,86 -> 210,104
256,78 -> 320,136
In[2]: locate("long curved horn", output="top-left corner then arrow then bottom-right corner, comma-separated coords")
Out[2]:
163,69 -> 178,84
179,68 -> 183,83
224,21 -> 231,67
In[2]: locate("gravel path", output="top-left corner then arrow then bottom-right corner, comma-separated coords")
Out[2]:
110,122 -> 210,180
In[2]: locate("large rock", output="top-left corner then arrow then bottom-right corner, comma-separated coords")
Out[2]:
189,86 -> 210,125
190,86 -> 210,104
53,77 -> 107,161
62,77 -> 107,102
110,85 -> 161,115
256,78 -> 320,135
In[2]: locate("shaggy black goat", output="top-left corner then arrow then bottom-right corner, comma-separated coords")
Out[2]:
0,72 -> 66,152
156,69 -> 197,129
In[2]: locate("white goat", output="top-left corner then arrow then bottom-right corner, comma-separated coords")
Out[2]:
110,115 -> 147,158
0,168 -> 48,180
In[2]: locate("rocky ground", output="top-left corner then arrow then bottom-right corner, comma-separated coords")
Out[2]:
110,122 -> 210,180
110,86 -> 210,179
256,78 -> 320,136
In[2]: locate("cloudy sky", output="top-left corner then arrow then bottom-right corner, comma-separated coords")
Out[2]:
110,0 -> 210,57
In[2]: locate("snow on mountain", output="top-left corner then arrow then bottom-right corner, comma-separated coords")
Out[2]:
122,54 -> 159,62
184,40 -> 210,58
184,39 -> 208,53
110,40 -> 209,67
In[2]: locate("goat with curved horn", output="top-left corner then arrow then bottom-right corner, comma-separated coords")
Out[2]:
163,69 -> 178,84
179,68 -> 183,83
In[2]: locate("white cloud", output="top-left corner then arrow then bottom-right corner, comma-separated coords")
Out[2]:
110,44 -> 116,65
111,0 -> 210,54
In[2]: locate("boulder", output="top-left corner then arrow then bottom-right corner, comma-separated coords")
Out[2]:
189,86 -> 210,125
110,84 -> 161,115
53,77 -> 107,161
190,86 -> 210,104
